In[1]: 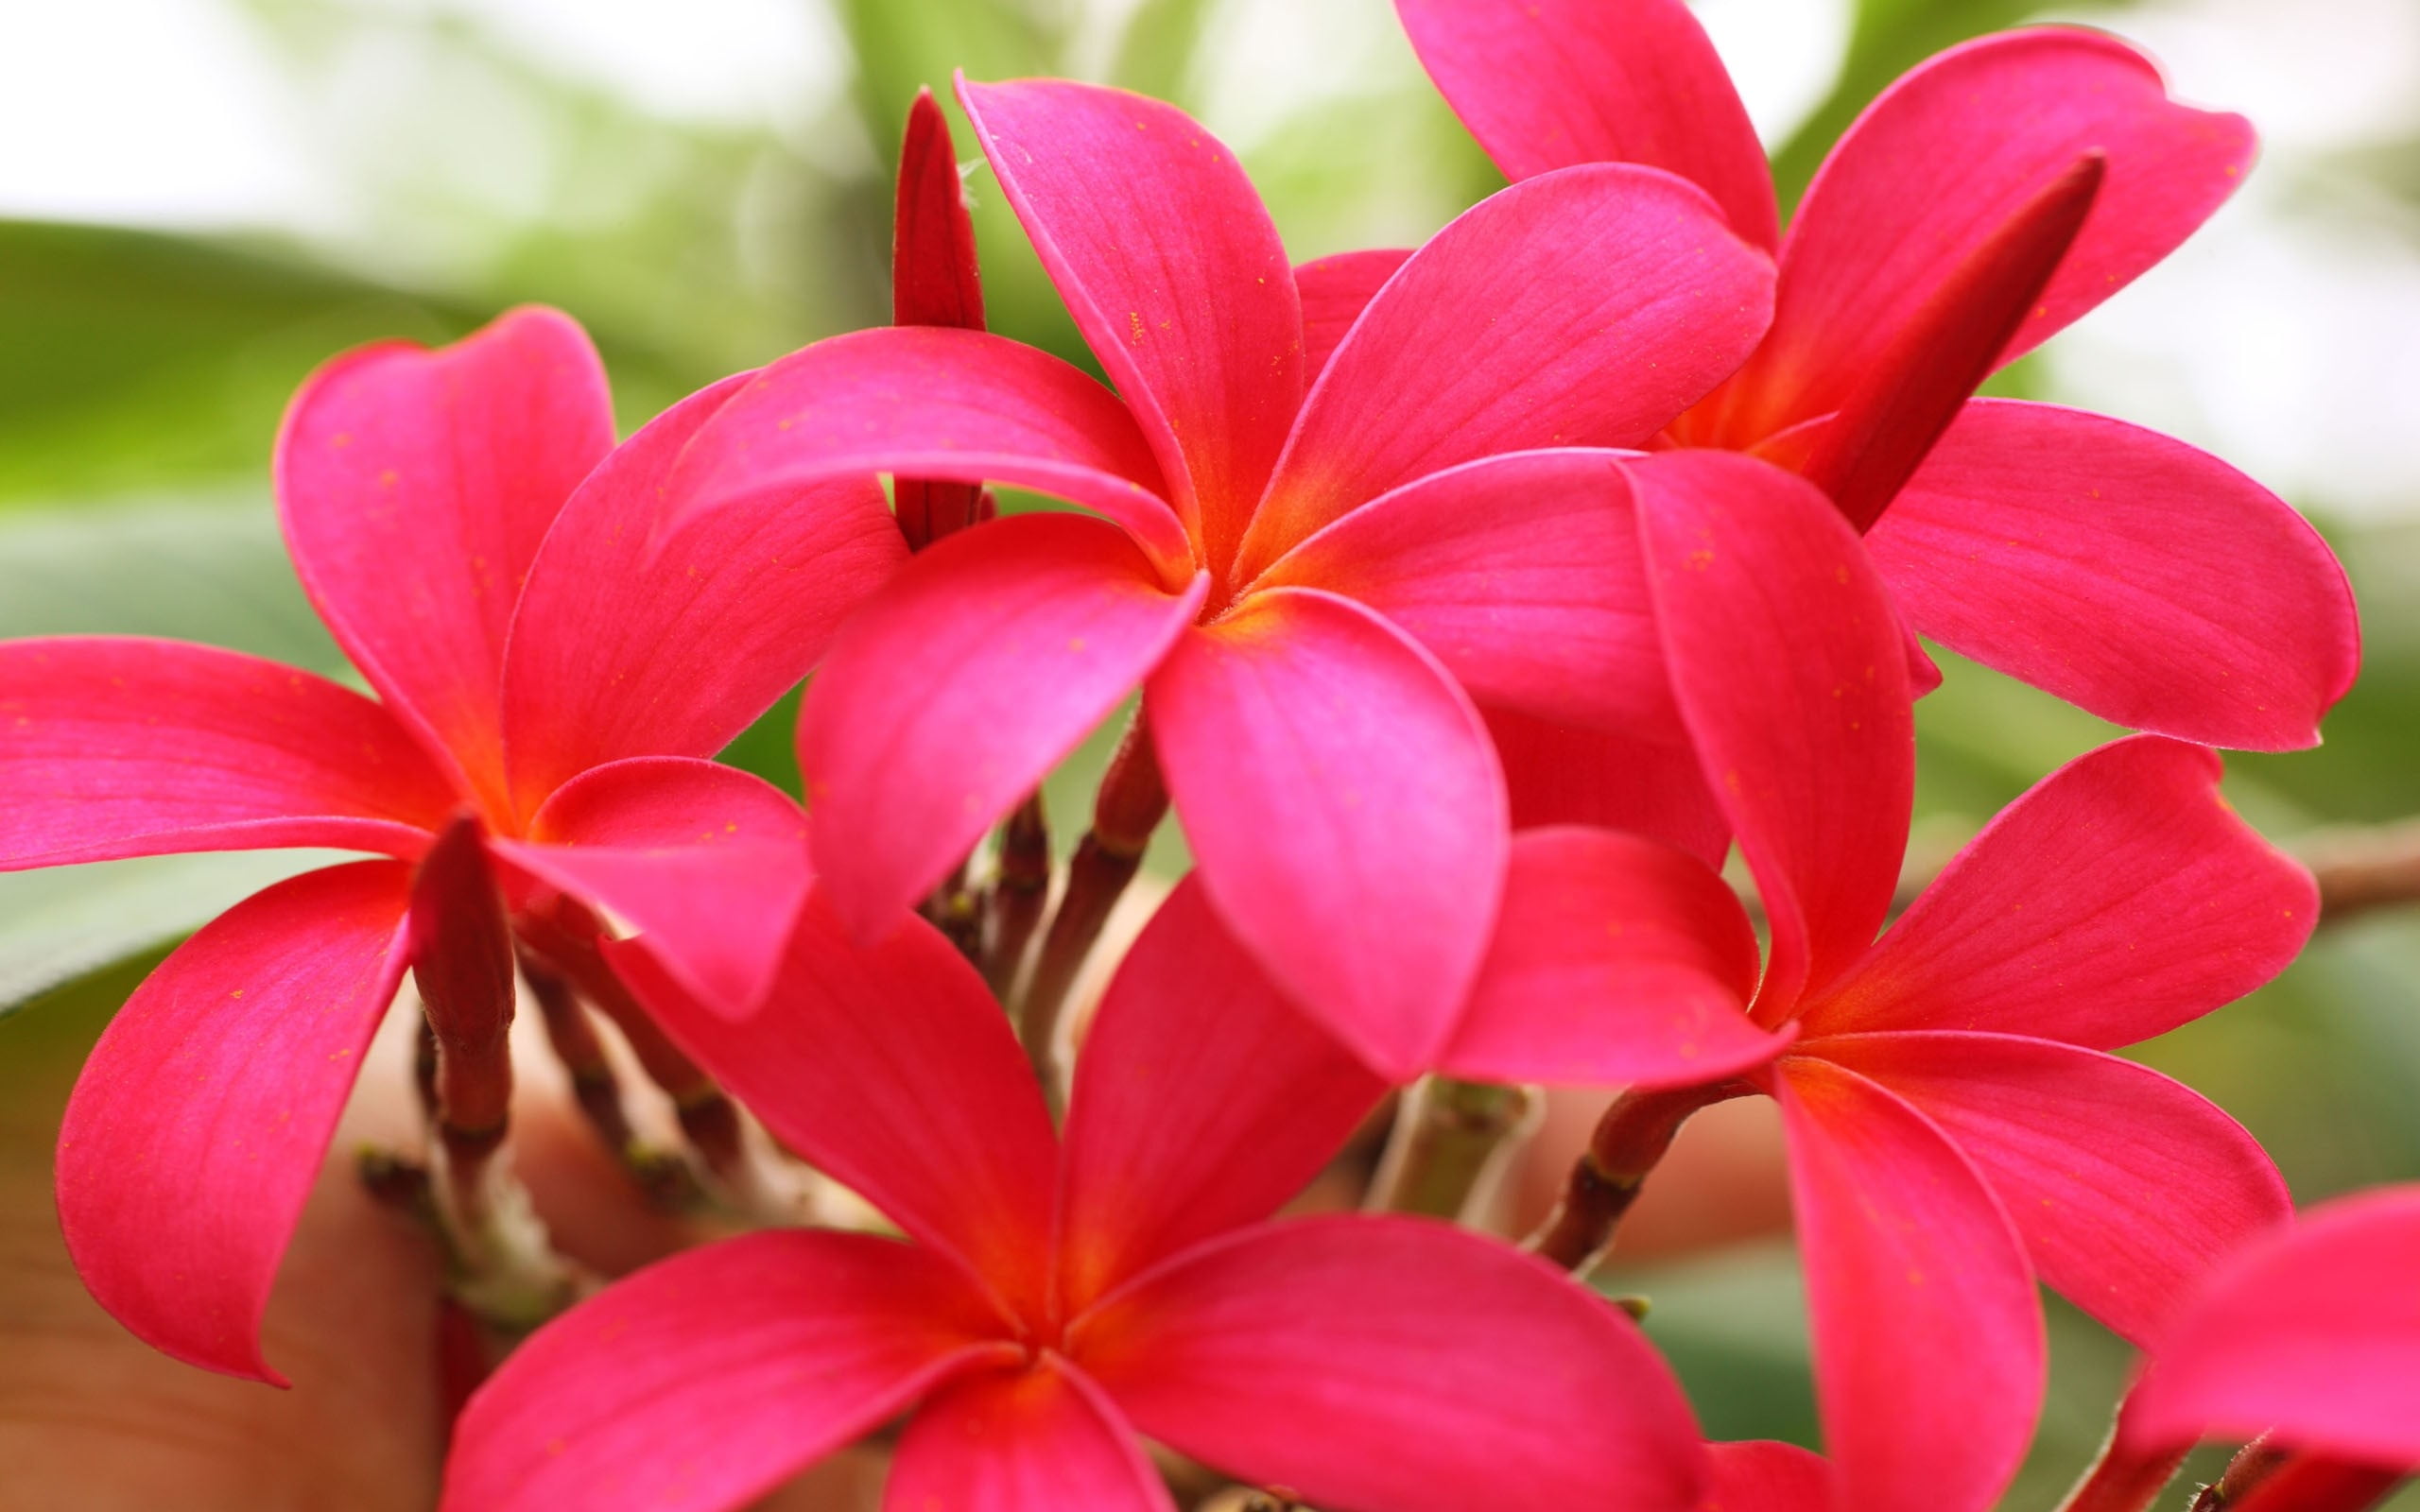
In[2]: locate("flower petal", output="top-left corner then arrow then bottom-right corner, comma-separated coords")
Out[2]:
1811,1030 -> 2290,1346
55,860 -> 413,1383
893,88 -> 992,551
443,1230 -> 1016,1512
1253,448 -> 1675,731
604,900 -> 1060,1321
1237,165 -> 1775,580
1441,828 -> 1786,1088
1706,27 -> 2255,442
657,326 -> 1192,578
1632,451 -> 1914,1014
1058,877 -> 1389,1314
1869,400 -> 2360,751
1149,589 -> 1506,1079
890,1360 -> 1176,1512
494,757 -> 810,1017
959,77 -> 1301,576
1773,1057 -> 2044,1512
1296,249 -> 1411,381
2124,1186 -> 2420,1467
0,636 -> 454,868
1786,155 -> 2103,533
500,373 -> 904,814
275,308 -> 614,813
1484,705 -> 1730,868
1395,0 -> 1777,249
1800,735 -> 2314,1048
1074,1214 -> 1708,1512
798,511 -> 1205,941
1705,1441 -> 1831,1511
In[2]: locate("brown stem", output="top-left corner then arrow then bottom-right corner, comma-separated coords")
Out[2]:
2301,816 -> 2420,925
514,898 -> 755,1196
2050,1418 -> 2192,1512
522,952 -> 703,1211
407,820 -> 519,1221
983,791 -> 1052,1000
1524,1081 -> 1744,1274
1364,1076 -> 1540,1223
2206,1443 -> 2406,1512
920,859 -> 984,962
1018,713 -> 1166,1100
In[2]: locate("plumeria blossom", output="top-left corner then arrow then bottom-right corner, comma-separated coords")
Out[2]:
2116,1186 -> 2420,1498
1493,731 -> 2314,1512
1354,1 -> 2358,773
443,878 -> 1717,1512
0,309 -> 904,1381
647,75 -> 1775,1076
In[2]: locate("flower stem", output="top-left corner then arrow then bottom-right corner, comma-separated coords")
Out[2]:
1364,1076 -> 1541,1223
1524,1082 -> 1743,1273
515,898 -> 805,1222
983,791 -> 1052,1000
1018,712 -> 1165,1103
522,952 -> 705,1211
2049,1418 -> 2191,1512
2202,1441 -> 2406,1512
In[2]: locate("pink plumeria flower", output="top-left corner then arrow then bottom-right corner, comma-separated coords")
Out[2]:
0,309 -> 905,1382
644,75 -> 1776,1077
1475,733 -> 2312,1512
1351,3 -> 2357,788
444,878 -> 1716,1512
2116,1185 -> 2420,1507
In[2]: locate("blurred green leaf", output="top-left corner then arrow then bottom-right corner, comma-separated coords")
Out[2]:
0,220 -> 468,503
1108,0 -> 1220,107
0,491 -> 341,670
0,851 -> 347,1017
1605,1241 -> 1820,1445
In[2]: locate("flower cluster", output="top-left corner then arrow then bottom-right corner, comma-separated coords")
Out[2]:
4,2 -> 2405,1511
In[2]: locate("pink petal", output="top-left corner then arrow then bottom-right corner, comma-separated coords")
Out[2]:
499,372 -> 904,813
1057,878 -> 1389,1314
1773,1057 -> 2044,1512
1395,0 -> 1778,249
444,1230 -> 1017,1512
604,899 -> 1060,1321
1706,27 -> 2255,443
1236,165 -> 1775,580
1787,154 -> 2104,533
1148,589 -> 1506,1079
1253,448 -> 1677,731
894,88 -> 986,332
1484,705 -> 1730,868
0,636 -> 454,868
798,511 -> 1206,941
55,860 -> 413,1383
1811,1030 -> 2290,1346
493,757 -> 811,1017
959,77 -> 1301,576
1870,400 -> 2360,751
2125,1186 -> 2420,1466
1631,451 -> 1913,1014
1704,1441 -> 1831,1511
1440,828 -> 1788,1088
657,325 -> 1194,579
1799,735 -> 2315,1048
893,88 -> 992,551
1296,249 -> 1411,381
1073,1214 -> 1708,1512
890,1360 -> 1176,1512
276,307 -> 614,814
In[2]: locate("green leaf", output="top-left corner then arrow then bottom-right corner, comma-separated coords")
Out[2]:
0,219 -> 473,504
0,851 -> 349,1017
0,491 -> 342,671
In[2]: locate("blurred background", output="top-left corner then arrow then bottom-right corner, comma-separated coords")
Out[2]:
1,0 -> 2416,1505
